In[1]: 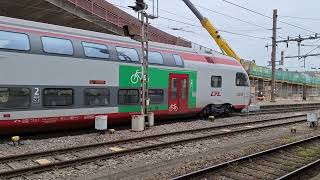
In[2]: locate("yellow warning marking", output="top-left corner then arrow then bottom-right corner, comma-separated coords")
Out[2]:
109,147 -> 126,152
34,159 -> 51,165
221,129 -> 232,132
244,125 -> 255,128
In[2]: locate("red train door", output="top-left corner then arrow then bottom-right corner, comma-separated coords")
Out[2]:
168,73 -> 189,113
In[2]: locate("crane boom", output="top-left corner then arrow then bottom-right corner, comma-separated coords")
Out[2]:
182,0 -> 241,62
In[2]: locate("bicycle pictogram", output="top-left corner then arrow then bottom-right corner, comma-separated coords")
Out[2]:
169,103 -> 178,112
130,70 -> 143,84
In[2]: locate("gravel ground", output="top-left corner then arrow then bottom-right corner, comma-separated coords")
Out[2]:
7,118 -> 319,180
0,111 -> 310,157
84,124 -> 320,180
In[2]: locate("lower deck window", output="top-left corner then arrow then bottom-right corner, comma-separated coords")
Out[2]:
149,89 -> 164,104
211,76 -> 222,88
43,88 -> 73,106
0,87 -> 30,109
118,89 -> 139,105
85,88 -> 110,106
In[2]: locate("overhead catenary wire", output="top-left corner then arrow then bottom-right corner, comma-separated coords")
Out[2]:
159,6 -> 273,33
0,1 -> 270,42
194,3 -> 269,30
154,24 -> 268,40
157,17 -> 268,40
112,2 -> 272,40
304,39 -> 320,55
111,2 -> 273,41
280,16 -> 320,21
221,0 -> 317,34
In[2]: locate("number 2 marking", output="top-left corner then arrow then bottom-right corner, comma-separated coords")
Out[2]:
33,88 -> 40,103
34,88 -> 40,96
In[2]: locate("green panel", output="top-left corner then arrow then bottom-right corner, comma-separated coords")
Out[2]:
119,65 -> 197,113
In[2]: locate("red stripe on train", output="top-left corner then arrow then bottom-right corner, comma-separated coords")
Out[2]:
0,109 -> 202,135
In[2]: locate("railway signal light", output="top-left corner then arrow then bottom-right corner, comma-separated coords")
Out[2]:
129,0 -> 147,12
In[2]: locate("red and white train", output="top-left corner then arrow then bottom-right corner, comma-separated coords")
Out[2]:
0,16 -> 250,135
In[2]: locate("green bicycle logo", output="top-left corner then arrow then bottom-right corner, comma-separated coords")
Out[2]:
131,70 -> 143,84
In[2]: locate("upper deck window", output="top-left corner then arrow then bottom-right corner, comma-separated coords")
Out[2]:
116,47 -> 139,62
0,31 -> 30,51
148,51 -> 164,64
41,37 -> 73,55
173,54 -> 184,66
82,42 -> 110,59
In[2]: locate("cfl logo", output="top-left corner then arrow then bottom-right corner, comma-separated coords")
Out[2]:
211,91 -> 221,97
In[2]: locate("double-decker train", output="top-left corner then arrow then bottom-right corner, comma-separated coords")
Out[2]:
0,16 -> 250,135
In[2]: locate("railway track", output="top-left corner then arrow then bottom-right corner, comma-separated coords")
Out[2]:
0,114 -> 307,178
237,105 -> 320,116
172,135 -> 320,180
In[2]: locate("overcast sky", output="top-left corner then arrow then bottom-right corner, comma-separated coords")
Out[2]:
109,0 -> 320,72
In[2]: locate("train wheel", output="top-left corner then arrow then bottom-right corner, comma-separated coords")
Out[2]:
199,107 -> 209,119
223,105 -> 233,117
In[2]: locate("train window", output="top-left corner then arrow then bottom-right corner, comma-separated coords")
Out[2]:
118,89 -> 139,105
41,37 -> 74,55
171,78 -> 178,100
43,88 -> 73,106
116,47 -> 139,62
148,52 -> 164,64
149,89 -> 164,104
211,76 -> 222,88
181,79 -> 187,99
0,31 -> 30,51
84,88 -> 110,106
0,87 -> 30,109
82,42 -> 110,59
173,54 -> 184,66
236,72 -> 249,86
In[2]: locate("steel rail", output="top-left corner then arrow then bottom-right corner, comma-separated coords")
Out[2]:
237,106 -> 320,116
0,116 -> 306,178
0,114 -> 305,163
260,106 -> 320,111
260,103 -> 320,110
276,159 -> 320,180
172,135 -> 320,180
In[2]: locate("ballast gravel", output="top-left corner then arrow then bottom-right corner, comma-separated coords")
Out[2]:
18,122 -> 320,180
0,111 -> 309,157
